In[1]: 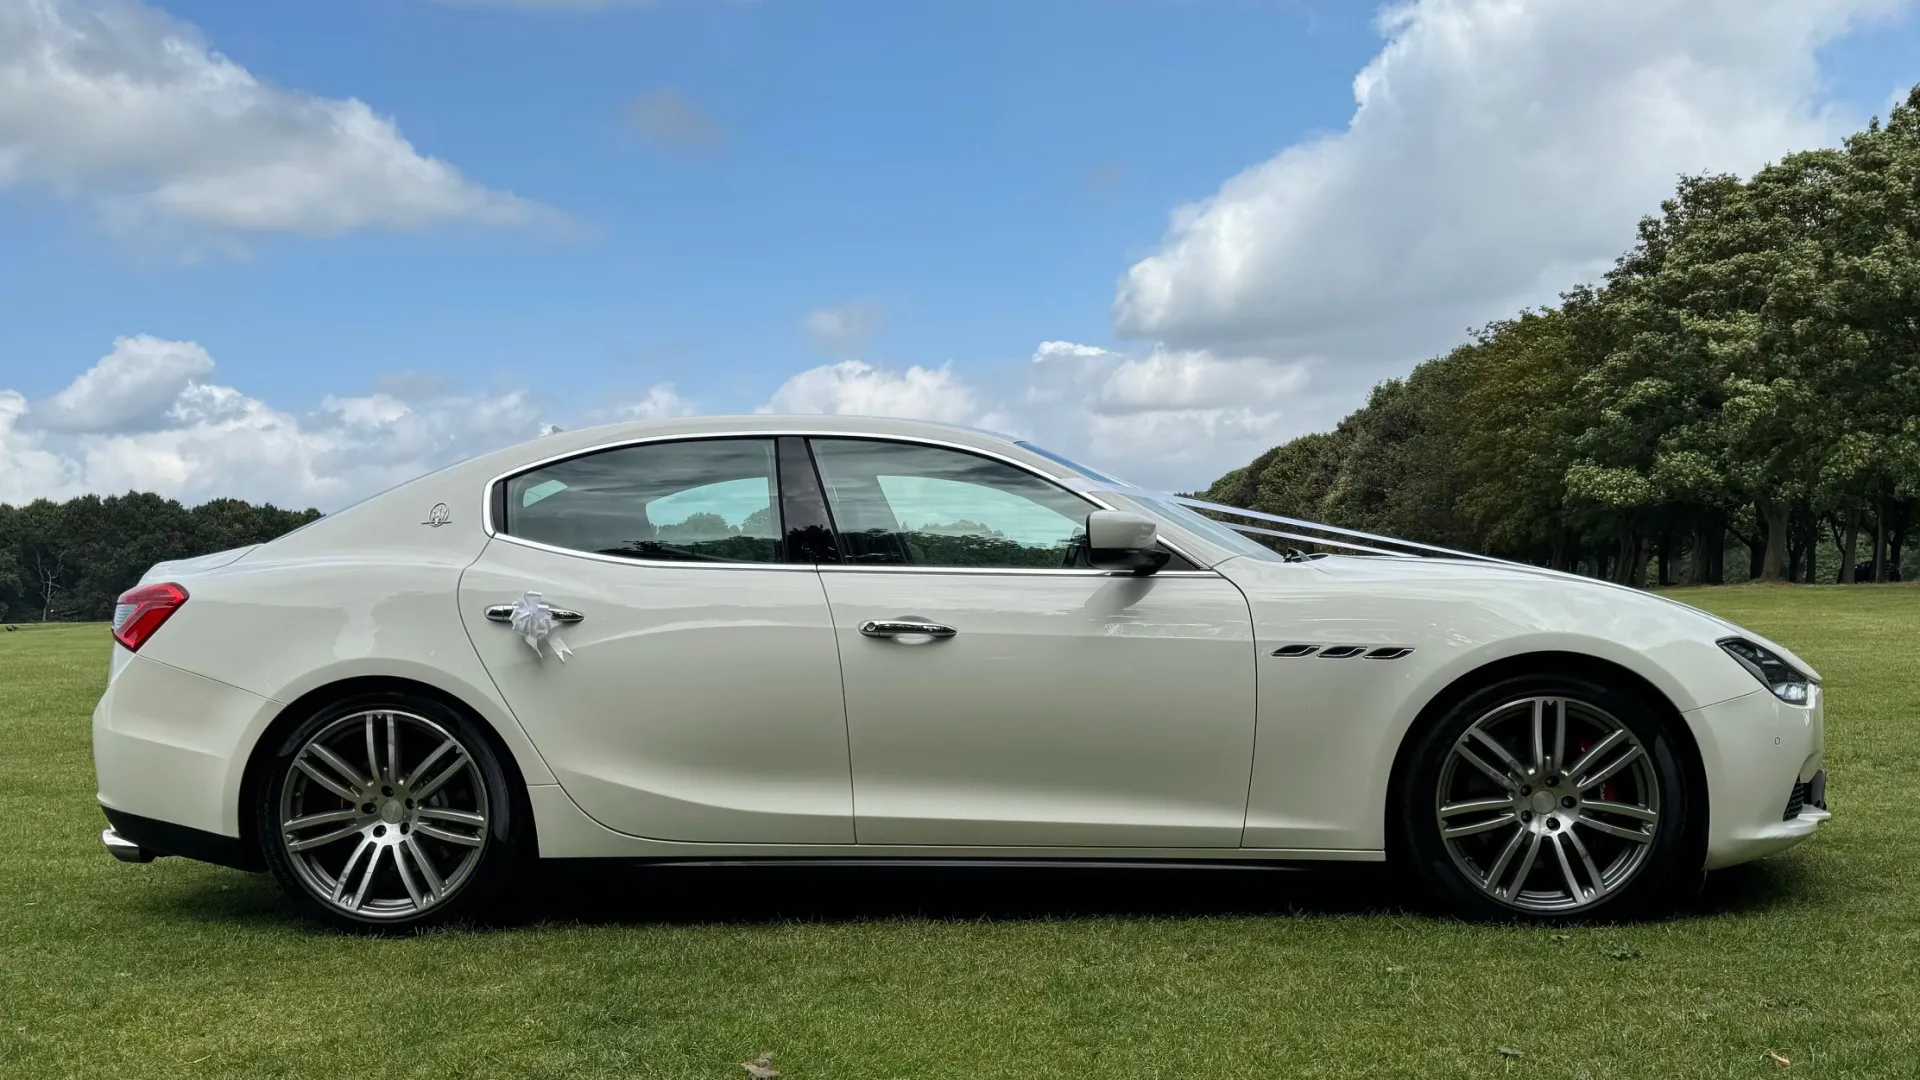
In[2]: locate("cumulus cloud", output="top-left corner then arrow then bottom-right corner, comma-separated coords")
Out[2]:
1,338 -> 546,509
619,383 -> 698,419
751,343 -> 1315,489
0,0 -> 551,239
761,360 -> 978,425
1114,0 -> 1907,364
36,335 -> 215,432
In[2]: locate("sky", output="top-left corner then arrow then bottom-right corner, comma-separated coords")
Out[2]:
2,0 -> 1917,511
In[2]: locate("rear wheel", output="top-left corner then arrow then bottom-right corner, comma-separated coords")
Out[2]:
257,692 -> 523,932
1396,673 -> 1696,921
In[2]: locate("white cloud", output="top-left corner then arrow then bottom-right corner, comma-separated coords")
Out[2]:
0,0 -> 550,239
1114,0 -> 1907,365
36,334 -> 215,432
750,344 -> 1314,489
619,383 -> 697,419
802,302 -> 884,357
3,338 -> 546,509
762,360 -> 977,424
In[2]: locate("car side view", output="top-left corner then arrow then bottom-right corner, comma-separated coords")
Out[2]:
93,416 -> 1829,930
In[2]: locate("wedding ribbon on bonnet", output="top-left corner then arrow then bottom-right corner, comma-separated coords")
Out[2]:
509,591 -> 573,662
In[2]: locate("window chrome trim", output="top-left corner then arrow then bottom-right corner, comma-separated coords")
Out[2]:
485,532 -> 818,572
478,429 -> 1217,575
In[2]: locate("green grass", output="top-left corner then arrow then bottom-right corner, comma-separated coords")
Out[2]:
2,586 -> 1917,1079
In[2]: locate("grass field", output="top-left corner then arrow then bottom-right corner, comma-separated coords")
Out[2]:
2,586 -> 1917,1079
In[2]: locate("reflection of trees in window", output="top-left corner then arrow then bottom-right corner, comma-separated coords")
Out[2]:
605,505 -> 780,563
900,529 -> 1081,568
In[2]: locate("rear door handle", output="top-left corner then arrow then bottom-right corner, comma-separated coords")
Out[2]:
858,619 -> 957,639
485,604 -> 585,623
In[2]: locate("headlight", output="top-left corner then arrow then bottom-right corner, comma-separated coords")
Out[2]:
1718,637 -> 1817,704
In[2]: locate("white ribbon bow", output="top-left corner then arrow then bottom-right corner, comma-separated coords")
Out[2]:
508,590 -> 573,663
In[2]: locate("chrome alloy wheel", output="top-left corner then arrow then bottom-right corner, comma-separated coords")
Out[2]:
278,709 -> 490,921
1434,696 -> 1661,913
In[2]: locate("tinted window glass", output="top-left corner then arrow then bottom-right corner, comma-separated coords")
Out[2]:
810,439 -> 1093,568
504,439 -> 781,563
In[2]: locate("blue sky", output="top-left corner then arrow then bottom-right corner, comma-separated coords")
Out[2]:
2,0 -> 1917,509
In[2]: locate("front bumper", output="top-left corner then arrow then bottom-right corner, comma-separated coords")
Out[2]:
1687,686 -> 1828,871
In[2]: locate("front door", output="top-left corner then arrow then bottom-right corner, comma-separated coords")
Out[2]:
806,437 -> 1257,848
459,436 -> 853,844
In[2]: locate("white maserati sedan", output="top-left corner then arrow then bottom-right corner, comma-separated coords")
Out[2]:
93,416 -> 1828,930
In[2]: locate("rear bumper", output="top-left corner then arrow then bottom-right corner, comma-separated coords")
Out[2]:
100,807 -> 262,871
93,652 -> 277,839
1689,686 -> 1828,871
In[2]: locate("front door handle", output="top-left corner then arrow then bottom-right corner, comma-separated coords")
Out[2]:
485,604 -> 585,624
859,619 -> 957,639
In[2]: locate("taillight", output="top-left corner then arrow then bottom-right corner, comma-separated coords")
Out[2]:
112,583 -> 189,652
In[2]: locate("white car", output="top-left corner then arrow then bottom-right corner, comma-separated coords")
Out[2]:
93,416 -> 1828,929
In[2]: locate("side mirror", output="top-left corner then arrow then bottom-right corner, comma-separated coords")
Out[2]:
1085,510 -> 1171,575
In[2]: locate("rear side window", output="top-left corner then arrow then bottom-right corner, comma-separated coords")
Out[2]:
501,439 -> 781,563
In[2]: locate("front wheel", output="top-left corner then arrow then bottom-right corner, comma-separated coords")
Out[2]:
257,692 -> 524,932
1395,674 -> 1698,921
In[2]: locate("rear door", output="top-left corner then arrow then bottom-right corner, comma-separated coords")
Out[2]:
459,436 -> 854,844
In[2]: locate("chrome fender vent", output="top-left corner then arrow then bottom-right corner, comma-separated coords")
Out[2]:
1270,645 -> 1415,660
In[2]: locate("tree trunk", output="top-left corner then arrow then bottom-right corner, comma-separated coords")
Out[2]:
1873,500 -> 1889,583
1892,501 -> 1909,581
1840,509 -> 1859,584
1657,526 -> 1674,587
1759,498 -> 1790,582
1802,512 -> 1820,584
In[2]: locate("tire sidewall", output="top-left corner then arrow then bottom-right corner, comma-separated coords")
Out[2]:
255,690 -> 523,933
1395,673 -> 1694,922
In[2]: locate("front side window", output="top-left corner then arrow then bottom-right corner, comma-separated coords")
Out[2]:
809,438 -> 1093,568
502,439 -> 781,563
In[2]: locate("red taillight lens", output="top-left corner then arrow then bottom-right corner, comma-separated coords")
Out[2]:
112,582 -> 189,652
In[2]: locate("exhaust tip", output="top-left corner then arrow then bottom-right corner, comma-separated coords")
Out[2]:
101,827 -> 155,864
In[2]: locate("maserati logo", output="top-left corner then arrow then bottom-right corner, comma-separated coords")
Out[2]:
422,502 -> 452,527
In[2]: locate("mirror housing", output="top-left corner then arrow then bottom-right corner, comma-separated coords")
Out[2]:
1085,510 -> 1171,575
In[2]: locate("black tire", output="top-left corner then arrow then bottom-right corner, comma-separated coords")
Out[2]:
256,690 -> 525,933
1393,672 -> 1699,922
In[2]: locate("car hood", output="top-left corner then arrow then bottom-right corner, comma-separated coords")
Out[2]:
1218,553 -> 1821,682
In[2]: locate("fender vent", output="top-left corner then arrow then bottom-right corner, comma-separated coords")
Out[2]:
1271,644 -> 1416,660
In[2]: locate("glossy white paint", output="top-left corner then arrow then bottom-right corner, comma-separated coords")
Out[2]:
90,414 -> 1825,879
821,567 -> 1255,847
459,537 -> 854,843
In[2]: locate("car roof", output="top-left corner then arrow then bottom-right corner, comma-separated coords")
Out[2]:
459,414 -> 1051,479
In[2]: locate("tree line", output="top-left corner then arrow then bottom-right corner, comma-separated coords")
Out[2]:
0,493 -> 320,623
1204,87 -> 1920,586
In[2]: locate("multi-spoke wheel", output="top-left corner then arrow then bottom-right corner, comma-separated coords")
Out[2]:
258,693 -> 521,931
1397,674 -> 1696,921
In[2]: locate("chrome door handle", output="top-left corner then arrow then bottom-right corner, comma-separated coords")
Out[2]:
859,619 -> 957,639
484,604 -> 585,623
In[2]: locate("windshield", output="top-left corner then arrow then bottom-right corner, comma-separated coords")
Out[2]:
1130,496 -> 1286,562
1013,439 -> 1285,563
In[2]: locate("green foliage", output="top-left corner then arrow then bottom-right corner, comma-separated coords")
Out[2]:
0,494 -> 320,623
1206,88 -> 1920,585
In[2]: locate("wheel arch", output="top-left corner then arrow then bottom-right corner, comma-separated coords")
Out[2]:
1383,650 -> 1710,867
237,675 -> 539,861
